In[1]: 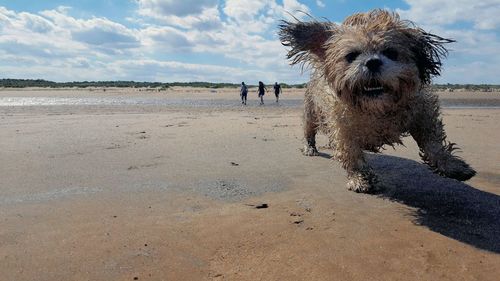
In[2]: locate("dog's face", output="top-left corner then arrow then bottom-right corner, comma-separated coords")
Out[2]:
323,19 -> 423,111
279,10 -> 453,112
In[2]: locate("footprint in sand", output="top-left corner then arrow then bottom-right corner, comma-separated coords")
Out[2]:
163,122 -> 190,127
289,211 -> 304,224
127,162 -> 163,170
105,143 -> 121,149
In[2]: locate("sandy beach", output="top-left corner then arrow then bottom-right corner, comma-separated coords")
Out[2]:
1,88 -> 499,280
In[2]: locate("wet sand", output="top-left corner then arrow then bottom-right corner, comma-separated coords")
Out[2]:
1,88 -> 499,280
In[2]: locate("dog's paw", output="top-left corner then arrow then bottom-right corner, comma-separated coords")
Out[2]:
302,145 -> 319,156
437,157 -> 476,181
347,171 -> 382,193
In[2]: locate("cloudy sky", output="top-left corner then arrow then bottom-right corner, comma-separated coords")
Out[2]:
0,0 -> 498,84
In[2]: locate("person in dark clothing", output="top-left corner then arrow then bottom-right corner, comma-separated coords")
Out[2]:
257,81 -> 267,105
240,82 -> 248,105
273,82 -> 282,103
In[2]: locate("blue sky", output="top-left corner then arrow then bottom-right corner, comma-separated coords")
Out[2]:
0,0 -> 498,84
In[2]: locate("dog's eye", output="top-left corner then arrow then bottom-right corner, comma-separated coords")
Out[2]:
345,51 -> 361,63
382,48 -> 398,61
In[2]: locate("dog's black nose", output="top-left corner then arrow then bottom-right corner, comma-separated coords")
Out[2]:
365,58 -> 383,72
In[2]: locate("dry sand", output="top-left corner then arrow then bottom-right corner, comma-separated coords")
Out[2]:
0,88 -> 499,280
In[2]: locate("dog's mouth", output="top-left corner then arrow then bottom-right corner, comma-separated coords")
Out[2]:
361,81 -> 384,97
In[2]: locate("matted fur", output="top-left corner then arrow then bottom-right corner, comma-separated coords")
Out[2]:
279,9 -> 475,192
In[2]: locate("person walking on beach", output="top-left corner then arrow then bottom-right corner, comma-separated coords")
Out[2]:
257,81 -> 267,105
273,82 -> 282,103
240,82 -> 248,105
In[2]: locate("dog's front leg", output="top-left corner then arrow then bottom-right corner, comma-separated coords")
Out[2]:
409,102 -> 476,181
302,100 -> 320,156
334,141 -> 379,193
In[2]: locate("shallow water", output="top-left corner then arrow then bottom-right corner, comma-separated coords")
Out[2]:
0,97 -> 302,108
0,96 -> 499,109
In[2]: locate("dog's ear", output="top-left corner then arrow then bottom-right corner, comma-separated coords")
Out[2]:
279,20 -> 335,66
406,29 -> 455,84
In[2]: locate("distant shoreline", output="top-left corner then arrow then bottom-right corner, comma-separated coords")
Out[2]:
1,79 -> 499,92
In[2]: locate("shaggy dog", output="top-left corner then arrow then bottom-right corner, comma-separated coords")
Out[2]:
279,9 -> 476,193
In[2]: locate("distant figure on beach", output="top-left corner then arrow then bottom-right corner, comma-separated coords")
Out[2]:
240,82 -> 248,105
273,82 -> 282,103
258,81 -> 267,105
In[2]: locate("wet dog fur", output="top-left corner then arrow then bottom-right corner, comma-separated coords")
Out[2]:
279,9 -> 476,193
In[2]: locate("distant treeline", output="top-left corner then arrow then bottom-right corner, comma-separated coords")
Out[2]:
431,84 -> 500,92
0,79 -> 307,89
0,79 -> 170,89
0,79 -> 498,91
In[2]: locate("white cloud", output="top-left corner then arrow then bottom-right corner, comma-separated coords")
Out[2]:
1,6 -> 142,58
283,0 -> 310,14
0,7 -> 86,58
223,0 -> 269,21
18,12 -> 55,33
397,0 -> 500,30
0,2 -> 328,84
165,7 -> 222,30
136,0 -> 218,18
316,0 -> 326,8
436,60 -> 500,84
140,26 -> 194,51
70,18 -> 140,50
136,0 -> 312,71
397,0 -> 500,83
110,59 -> 259,82
221,0 -> 309,23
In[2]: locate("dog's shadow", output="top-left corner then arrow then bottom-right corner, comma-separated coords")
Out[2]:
365,154 -> 500,253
